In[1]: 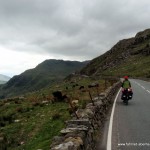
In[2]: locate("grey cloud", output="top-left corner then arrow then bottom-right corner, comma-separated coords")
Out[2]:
0,0 -> 150,60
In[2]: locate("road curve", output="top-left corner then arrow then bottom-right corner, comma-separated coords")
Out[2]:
108,79 -> 150,150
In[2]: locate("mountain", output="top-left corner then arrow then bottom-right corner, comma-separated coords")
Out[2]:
0,59 -> 89,98
81,29 -> 150,78
0,74 -> 11,84
0,74 -> 10,81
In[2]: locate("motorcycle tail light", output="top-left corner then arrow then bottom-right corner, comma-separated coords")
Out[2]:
128,88 -> 132,91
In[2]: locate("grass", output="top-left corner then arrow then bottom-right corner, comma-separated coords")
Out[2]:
102,55 -> 150,77
0,76 -> 117,150
0,101 -> 70,150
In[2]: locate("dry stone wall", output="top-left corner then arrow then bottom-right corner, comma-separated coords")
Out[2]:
50,81 -> 121,150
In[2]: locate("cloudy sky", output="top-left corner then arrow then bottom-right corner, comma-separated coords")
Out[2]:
0,0 -> 150,77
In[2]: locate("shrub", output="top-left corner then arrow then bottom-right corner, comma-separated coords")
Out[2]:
16,107 -> 24,113
52,113 -> 61,120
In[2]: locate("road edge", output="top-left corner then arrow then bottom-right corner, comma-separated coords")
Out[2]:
106,88 -> 122,150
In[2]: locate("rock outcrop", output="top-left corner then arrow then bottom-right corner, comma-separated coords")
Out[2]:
81,28 -> 150,76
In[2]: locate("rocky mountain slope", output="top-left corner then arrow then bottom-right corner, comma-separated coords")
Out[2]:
0,59 -> 89,98
81,29 -> 150,77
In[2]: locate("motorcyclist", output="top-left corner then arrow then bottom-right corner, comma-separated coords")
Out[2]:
122,76 -> 131,89
121,76 -> 133,100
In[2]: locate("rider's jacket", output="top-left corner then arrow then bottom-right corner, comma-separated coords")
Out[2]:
122,80 -> 131,88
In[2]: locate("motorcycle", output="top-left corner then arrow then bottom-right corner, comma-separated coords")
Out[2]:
121,88 -> 133,105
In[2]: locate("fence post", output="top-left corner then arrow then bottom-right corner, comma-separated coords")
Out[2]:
96,86 -> 99,98
88,91 -> 95,106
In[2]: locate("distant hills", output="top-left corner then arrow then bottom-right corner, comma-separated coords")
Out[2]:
0,74 -> 10,84
0,59 -> 89,98
81,29 -> 150,78
1,29 -> 150,99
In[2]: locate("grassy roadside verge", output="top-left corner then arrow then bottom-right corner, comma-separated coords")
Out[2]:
0,77 -> 117,149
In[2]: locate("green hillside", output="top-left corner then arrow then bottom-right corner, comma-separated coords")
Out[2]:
81,29 -> 150,78
0,75 -> 112,150
0,59 -> 89,98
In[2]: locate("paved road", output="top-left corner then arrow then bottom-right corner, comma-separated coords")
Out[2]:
109,79 -> 150,150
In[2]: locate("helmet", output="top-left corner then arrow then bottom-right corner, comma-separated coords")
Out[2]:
124,76 -> 128,79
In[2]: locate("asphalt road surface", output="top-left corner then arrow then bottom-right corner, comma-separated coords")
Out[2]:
107,79 -> 150,150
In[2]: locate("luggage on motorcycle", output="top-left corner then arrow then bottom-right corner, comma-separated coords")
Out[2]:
121,88 -> 133,100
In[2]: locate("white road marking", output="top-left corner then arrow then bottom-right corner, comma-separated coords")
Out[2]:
107,88 -> 122,150
134,80 -> 150,94
134,81 -> 141,86
133,81 -> 149,92
147,90 -> 150,94
141,86 -> 145,90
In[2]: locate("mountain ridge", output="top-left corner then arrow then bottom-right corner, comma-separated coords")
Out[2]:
0,29 -> 150,98
0,74 -> 11,81
0,59 -> 89,98
0,74 -> 11,85
81,28 -> 150,77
